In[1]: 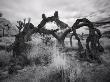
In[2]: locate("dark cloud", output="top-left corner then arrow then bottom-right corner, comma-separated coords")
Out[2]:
92,0 -> 110,11
0,0 -> 110,34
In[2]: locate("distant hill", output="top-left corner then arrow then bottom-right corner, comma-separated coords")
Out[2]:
103,30 -> 110,34
0,17 -> 11,25
97,17 -> 110,22
0,17 -> 18,36
102,30 -> 110,38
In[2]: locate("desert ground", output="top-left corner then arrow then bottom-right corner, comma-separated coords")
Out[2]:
0,34 -> 110,82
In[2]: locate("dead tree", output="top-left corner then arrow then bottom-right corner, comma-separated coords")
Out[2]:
15,18 -> 34,42
4,24 -> 11,36
80,33 -> 84,40
7,18 -> 35,57
8,11 -> 105,55
0,24 -> 10,37
26,11 -> 88,48
82,18 -> 104,53
71,18 -> 104,60
16,20 -> 24,33
70,19 -> 85,52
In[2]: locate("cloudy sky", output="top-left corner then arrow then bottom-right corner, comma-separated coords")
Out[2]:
0,0 -> 110,30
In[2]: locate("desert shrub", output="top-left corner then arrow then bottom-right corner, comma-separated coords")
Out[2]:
0,50 -> 12,69
0,45 -> 6,50
74,77 -> 87,82
34,54 -> 52,66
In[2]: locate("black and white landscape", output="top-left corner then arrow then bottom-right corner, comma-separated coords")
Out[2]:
0,0 -> 110,82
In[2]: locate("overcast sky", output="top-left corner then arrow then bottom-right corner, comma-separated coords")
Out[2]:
0,0 -> 110,32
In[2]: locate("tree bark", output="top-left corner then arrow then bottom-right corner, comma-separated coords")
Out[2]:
70,33 -> 74,47
2,28 -> 4,37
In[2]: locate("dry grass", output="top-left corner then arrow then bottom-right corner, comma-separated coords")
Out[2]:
0,36 -> 110,82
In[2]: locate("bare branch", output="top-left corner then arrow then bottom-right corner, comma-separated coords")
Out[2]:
42,14 -> 46,20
